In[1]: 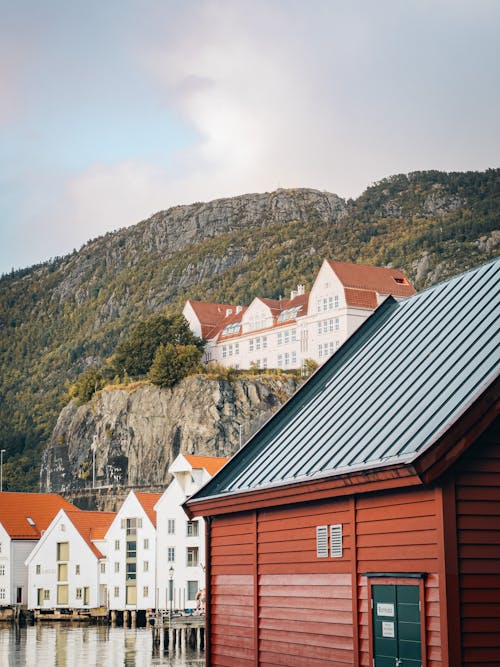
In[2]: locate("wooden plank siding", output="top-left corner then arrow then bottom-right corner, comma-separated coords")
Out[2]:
211,513 -> 256,667
455,426 -> 500,665
258,500 -> 353,667
355,487 -> 443,667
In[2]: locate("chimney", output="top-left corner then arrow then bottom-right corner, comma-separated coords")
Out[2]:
290,290 -> 297,300
236,305 -> 243,314
297,284 -> 305,295
225,308 -> 233,317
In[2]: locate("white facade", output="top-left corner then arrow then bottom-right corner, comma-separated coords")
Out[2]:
0,525 -> 36,606
105,492 -> 158,612
185,260 -> 415,371
155,454 -> 226,612
25,510 -> 112,610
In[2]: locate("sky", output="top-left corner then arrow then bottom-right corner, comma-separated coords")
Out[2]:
0,0 -> 499,274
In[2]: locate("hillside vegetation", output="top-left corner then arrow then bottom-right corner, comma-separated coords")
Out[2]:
0,169 -> 498,490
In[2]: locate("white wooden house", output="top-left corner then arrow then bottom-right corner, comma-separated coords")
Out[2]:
104,491 -> 161,612
155,454 -> 228,611
0,492 -> 75,606
25,509 -> 115,610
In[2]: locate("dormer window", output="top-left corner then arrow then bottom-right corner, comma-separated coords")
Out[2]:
393,277 -> 407,285
26,517 -> 35,526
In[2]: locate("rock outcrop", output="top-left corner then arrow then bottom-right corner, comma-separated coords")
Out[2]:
41,375 -> 300,499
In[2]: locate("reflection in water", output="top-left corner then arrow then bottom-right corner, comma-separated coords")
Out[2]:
1,623 -> 205,667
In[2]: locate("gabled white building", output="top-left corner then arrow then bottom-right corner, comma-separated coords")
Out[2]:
155,454 -> 228,611
0,492 -> 75,606
25,509 -> 115,610
183,259 -> 416,370
105,491 -> 161,611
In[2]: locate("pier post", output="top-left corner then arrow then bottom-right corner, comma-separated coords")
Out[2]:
110,610 -> 117,626
131,610 -> 136,628
123,610 -> 129,627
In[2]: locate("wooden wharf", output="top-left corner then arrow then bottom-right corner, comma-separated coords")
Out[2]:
151,613 -> 205,652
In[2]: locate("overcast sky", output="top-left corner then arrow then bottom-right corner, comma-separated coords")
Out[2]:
1,0 -> 499,274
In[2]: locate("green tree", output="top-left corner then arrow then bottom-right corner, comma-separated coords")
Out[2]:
148,343 -> 202,388
111,314 -> 203,378
68,367 -> 105,404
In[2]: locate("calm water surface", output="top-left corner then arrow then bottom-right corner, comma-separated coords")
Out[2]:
0,624 -> 205,667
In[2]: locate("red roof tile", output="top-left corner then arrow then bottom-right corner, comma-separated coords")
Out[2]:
187,300 -> 239,338
134,492 -> 162,527
184,455 -> 230,476
344,288 -> 379,309
0,492 -> 76,540
328,261 -> 416,297
65,509 -> 116,558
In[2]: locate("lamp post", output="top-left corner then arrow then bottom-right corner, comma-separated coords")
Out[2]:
169,566 -> 174,622
91,435 -> 97,489
0,450 -> 5,492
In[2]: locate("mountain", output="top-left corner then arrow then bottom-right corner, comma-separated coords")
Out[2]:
1,169 -> 499,490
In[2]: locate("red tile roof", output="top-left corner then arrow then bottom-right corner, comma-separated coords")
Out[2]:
187,300 -> 239,338
134,492 -> 162,527
328,261 -> 416,297
343,288 -> 379,309
65,509 -> 116,558
0,492 -> 76,540
184,455 -> 230,476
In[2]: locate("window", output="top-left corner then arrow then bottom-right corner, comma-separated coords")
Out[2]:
58,564 -> 68,582
334,295 -> 339,308
114,587 -> 119,598
126,541 -> 136,559
335,317 -> 340,331
322,297 -> 328,311
262,336 -> 267,349
168,547 -> 175,562
187,547 -> 199,567
75,564 -> 80,575
143,538 -> 149,549
228,343 -> 233,357
76,588 -> 82,599
316,525 -> 328,558
277,354 -> 283,368
167,519 -> 175,535
114,562 -> 120,573
323,319 -> 328,334
0,543 -> 2,553
328,295 -> 334,310
256,337 -> 261,350
36,564 -> 41,575
57,585 -> 68,605
249,339 -> 254,352
57,542 -> 69,561
291,351 -> 297,365
284,352 -> 290,367
100,562 -> 106,574
222,345 -> 227,358
277,332 -> 282,346
143,561 -> 149,572
126,563 -> 136,580
43,589 -> 50,600
235,343 -> 239,355
284,330 -> 290,344
187,521 -> 199,537
262,357 -> 268,369
0,564 -> 4,576
330,524 -> 343,558
0,588 -> 5,601
187,581 -> 199,600
143,586 -> 149,597
290,329 -> 297,342
126,518 -> 137,536
317,321 -> 322,335
115,539 -> 120,550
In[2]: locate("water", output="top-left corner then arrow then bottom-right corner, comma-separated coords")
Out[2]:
0,624 -> 205,667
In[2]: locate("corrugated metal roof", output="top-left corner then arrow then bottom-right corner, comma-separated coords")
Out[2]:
196,258 -> 500,498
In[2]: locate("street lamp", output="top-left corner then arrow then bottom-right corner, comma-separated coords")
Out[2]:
169,566 -> 174,622
0,450 -> 5,492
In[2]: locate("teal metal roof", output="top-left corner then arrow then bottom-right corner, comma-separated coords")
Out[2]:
195,259 -> 500,499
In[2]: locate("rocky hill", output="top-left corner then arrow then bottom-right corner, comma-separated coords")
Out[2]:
1,169 -> 499,490
41,374 -> 300,508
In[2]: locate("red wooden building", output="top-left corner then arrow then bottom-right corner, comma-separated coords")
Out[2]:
186,259 -> 500,667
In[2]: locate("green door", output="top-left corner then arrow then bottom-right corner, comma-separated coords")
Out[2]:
372,584 -> 422,667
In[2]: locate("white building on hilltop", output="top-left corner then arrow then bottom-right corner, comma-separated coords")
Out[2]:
25,509 -> 115,611
0,492 -> 75,607
105,491 -> 161,613
155,454 -> 229,611
183,260 -> 416,370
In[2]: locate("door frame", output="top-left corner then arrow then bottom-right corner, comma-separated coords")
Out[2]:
365,574 -> 427,667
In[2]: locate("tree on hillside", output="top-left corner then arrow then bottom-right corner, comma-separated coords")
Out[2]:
148,343 -> 203,388
111,314 -> 203,378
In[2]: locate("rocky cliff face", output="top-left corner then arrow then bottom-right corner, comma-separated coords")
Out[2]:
41,375 -> 300,502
